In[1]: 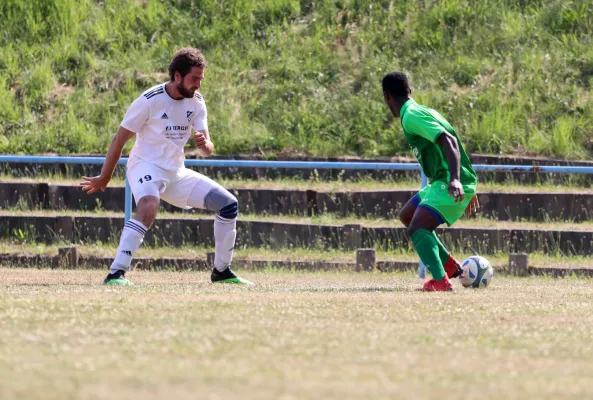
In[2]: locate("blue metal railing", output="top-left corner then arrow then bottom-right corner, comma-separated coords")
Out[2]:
4,155 -> 593,173
2,155 -> 593,277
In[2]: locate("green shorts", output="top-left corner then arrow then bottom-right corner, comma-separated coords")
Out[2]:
415,180 -> 477,226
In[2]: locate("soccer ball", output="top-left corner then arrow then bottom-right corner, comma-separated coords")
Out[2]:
459,256 -> 494,288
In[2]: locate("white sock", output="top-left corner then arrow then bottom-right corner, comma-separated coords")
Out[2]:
214,215 -> 236,272
110,219 -> 148,273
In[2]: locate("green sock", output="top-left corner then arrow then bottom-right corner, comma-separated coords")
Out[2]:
410,229 -> 446,280
432,232 -> 451,263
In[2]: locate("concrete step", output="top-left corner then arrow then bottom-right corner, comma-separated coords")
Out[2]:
1,211 -> 592,255
2,182 -> 593,222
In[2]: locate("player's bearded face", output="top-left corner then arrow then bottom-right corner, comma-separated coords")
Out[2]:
175,67 -> 204,99
177,78 -> 196,98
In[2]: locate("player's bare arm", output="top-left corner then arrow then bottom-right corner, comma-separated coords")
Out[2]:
436,132 -> 479,215
79,126 -> 136,194
437,131 -> 464,203
194,129 -> 214,157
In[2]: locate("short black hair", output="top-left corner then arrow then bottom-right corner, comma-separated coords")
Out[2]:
382,72 -> 411,98
168,47 -> 208,81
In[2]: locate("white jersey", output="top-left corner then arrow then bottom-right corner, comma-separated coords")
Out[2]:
121,83 -> 208,171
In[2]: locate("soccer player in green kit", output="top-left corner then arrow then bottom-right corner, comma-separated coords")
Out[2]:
382,72 -> 480,291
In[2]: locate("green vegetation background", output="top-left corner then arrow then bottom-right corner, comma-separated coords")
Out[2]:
1,0 -> 592,159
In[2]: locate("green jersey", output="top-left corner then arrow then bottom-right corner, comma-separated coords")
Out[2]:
400,99 -> 476,184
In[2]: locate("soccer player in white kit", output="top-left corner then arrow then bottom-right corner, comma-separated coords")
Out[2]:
80,48 -> 253,286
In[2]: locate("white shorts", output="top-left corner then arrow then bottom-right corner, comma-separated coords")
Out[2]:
127,161 -> 223,210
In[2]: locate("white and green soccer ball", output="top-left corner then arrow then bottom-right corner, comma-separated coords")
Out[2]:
459,256 -> 494,288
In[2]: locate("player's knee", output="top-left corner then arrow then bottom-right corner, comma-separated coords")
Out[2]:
136,196 -> 159,226
407,216 -> 427,237
219,201 -> 238,219
399,209 -> 412,227
205,187 -> 238,219
407,223 -> 420,237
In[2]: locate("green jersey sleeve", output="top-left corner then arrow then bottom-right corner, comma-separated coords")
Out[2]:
402,108 -> 446,143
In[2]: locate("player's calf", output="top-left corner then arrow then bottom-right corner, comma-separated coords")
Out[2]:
212,201 -> 238,271
200,187 -> 244,277
105,195 -> 159,285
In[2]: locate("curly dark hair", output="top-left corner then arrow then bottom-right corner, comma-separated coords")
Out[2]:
168,47 -> 208,81
382,72 -> 411,98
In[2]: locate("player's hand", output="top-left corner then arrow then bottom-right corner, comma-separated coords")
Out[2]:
194,131 -> 208,149
79,175 -> 111,195
464,194 -> 480,217
448,179 -> 464,203
195,132 -> 213,157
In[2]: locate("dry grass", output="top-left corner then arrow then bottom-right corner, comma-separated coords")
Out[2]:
238,214 -> 593,231
2,208 -> 593,232
4,241 -> 593,270
221,179 -> 593,194
1,268 -> 593,400
2,175 -> 593,194
0,176 -> 126,186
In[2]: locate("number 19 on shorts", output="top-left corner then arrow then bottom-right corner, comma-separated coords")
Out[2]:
138,175 -> 152,184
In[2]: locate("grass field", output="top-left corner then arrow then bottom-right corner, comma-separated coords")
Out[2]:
3,208 -> 593,232
2,0 -> 592,158
4,175 -> 593,193
1,268 -> 592,399
4,239 -> 593,271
